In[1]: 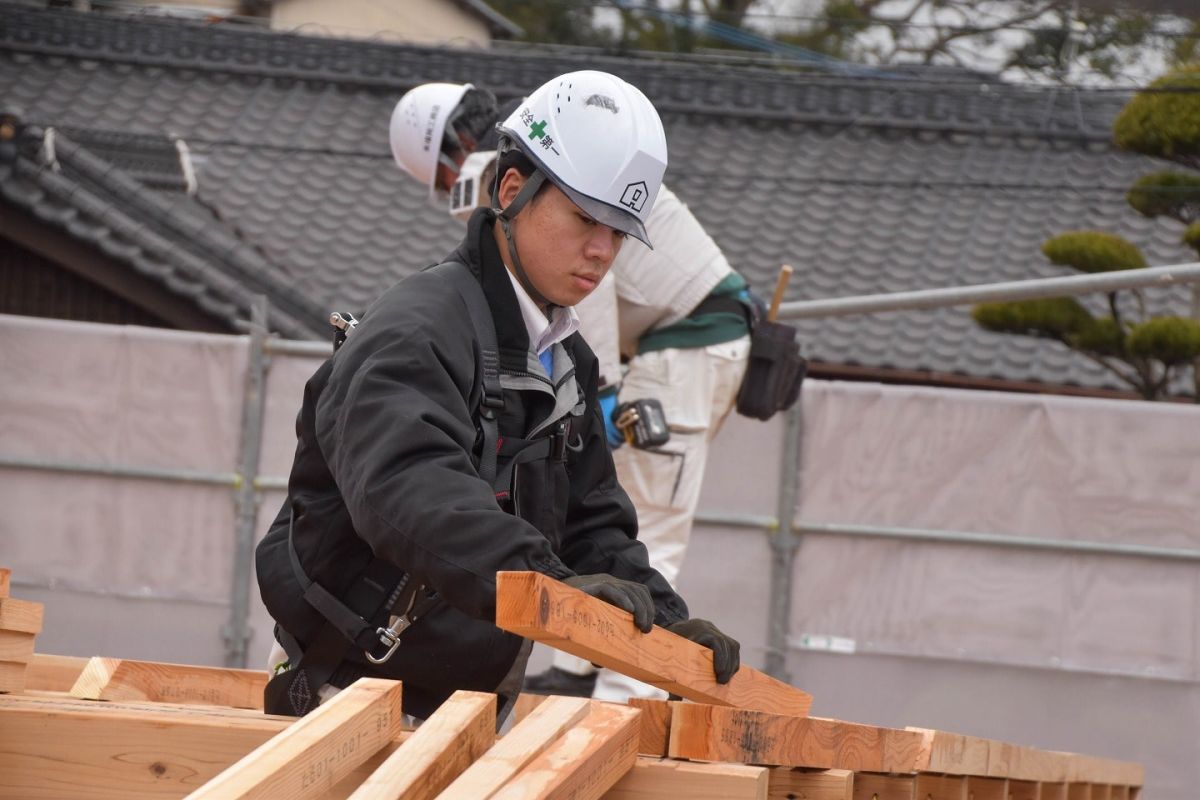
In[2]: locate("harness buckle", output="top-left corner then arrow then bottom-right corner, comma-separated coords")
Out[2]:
365,613 -> 413,664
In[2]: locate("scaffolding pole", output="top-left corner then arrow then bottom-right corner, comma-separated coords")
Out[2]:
776,261 -> 1200,320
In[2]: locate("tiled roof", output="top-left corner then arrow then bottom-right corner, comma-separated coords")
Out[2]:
0,3 -> 1193,391
0,123 -> 329,339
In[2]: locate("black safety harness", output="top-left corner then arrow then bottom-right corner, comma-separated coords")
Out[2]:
264,260 -> 505,717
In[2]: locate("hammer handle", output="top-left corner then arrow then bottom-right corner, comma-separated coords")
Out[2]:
767,265 -> 794,322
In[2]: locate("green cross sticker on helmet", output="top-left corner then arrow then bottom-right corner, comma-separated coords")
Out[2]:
497,70 -> 668,248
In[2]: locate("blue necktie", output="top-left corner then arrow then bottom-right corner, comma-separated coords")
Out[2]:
539,348 -> 553,377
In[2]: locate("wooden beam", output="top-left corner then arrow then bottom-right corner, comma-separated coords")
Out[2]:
987,741 -> 1070,783
185,677 -> 403,800
666,702 -> 925,773
627,699 -> 671,757
495,572 -> 812,717
1041,783 -> 1069,800
512,693 -> 548,725
913,774 -> 965,800
605,757 -> 769,799
0,598 -> 43,635
26,653 -> 90,692
0,662 -> 25,694
964,776 -> 1007,800
0,631 -> 35,662
767,767 -> 853,800
0,692 -> 292,799
1065,754 -> 1143,787
345,690 -> 495,800
1007,779 -> 1039,800
851,772 -> 913,800
437,695 -> 591,800
1067,785 -> 1092,800
69,657 -> 267,710
909,728 -> 990,777
0,568 -> 10,598
488,701 -> 640,800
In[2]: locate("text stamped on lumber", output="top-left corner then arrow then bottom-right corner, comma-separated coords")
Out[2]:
495,571 -> 812,717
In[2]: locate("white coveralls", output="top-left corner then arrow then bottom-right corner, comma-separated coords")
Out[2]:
551,185 -> 750,701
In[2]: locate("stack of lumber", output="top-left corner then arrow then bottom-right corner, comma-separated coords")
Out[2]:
0,568 -> 1144,799
0,567 -> 44,694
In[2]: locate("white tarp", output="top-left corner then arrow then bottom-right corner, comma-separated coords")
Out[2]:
2,314 -> 1196,797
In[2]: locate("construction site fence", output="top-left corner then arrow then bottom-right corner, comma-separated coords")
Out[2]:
3,262 -> 1200,797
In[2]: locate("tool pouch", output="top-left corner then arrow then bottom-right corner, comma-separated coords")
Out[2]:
735,319 -> 807,421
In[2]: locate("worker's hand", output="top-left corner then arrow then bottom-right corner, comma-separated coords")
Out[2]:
563,574 -> 654,633
666,618 -> 741,684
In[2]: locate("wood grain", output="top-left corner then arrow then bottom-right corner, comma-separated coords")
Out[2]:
346,690 -> 494,800
0,597 -> 43,635
184,677 -> 402,800
436,695 -> 591,800
70,657 -> 267,709
606,757 -> 768,800
667,702 -> 924,773
495,572 -> 811,716
767,767 -> 853,800
489,701 -> 640,800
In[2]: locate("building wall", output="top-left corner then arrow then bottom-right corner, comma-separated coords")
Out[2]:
269,0 -> 491,46
0,237 -> 173,329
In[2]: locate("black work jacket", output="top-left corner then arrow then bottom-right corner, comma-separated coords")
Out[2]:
256,208 -> 687,718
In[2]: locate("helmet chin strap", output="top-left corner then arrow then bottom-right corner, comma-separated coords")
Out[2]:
494,168 -> 556,311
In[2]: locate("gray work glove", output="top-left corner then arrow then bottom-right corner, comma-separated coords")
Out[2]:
666,618 -> 741,684
563,574 -> 655,633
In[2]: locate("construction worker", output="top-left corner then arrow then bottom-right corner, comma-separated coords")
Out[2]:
256,71 -> 740,725
389,82 -> 498,198
424,93 -> 754,704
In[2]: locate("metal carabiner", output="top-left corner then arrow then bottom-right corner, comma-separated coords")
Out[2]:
365,613 -> 413,665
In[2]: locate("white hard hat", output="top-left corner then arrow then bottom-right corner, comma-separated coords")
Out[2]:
496,70 -> 667,247
389,82 -> 472,199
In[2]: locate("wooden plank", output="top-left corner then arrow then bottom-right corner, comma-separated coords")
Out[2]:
913,774 -> 966,800
1110,788 -> 1130,800
436,695 -> 591,800
1007,779 -> 1039,800
909,728 -> 990,777
1040,784 -> 1068,800
495,572 -> 812,717
627,698 -> 671,757
1090,787 -> 1112,800
512,692 -> 548,724
667,702 -> 925,773
964,776 -> 1007,800
987,741 -> 1070,783
69,657 -> 267,710
26,653 -> 90,692
1066,785 -> 1091,800
1065,755 -> 1143,787
346,690 -> 495,800
852,773 -> 913,800
0,597 -> 44,635
767,767 -> 853,800
0,661 -> 25,694
0,568 -> 10,598
488,701 -> 640,800
185,677 -> 402,800
0,630 -> 35,662
605,757 -> 769,800
0,692 -> 293,799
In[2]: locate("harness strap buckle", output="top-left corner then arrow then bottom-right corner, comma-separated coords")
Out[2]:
365,613 -> 413,664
